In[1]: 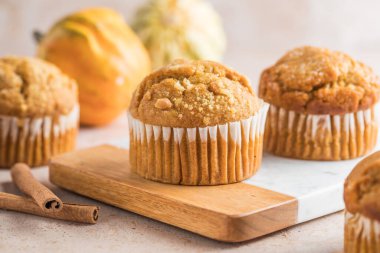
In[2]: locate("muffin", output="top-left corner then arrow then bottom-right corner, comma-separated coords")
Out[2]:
259,46 -> 380,160
0,57 -> 79,168
128,59 -> 268,185
344,151 -> 380,253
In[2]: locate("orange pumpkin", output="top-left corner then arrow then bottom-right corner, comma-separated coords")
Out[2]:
37,8 -> 151,126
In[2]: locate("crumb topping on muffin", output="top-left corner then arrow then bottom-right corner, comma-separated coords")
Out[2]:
259,46 -> 380,114
0,57 -> 78,117
129,59 -> 260,128
344,151 -> 380,221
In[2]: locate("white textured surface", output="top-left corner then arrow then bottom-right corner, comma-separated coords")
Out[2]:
249,154 -> 355,223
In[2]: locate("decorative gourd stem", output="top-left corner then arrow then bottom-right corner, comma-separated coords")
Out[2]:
33,30 -> 44,43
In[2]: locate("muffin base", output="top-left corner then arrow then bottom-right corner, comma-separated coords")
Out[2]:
264,105 -> 378,160
345,211 -> 380,253
0,106 -> 79,168
128,103 -> 269,185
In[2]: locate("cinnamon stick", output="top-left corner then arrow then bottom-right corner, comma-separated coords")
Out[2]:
0,192 -> 99,224
11,163 -> 63,212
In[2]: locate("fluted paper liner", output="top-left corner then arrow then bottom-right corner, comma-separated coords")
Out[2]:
345,211 -> 380,253
264,104 -> 379,160
128,103 -> 269,185
0,105 -> 79,168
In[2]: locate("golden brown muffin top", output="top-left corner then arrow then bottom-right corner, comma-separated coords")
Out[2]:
344,151 -> 380,222
129,59 -> 260,128
259,46 -> 380,115
0,57 -> 78,118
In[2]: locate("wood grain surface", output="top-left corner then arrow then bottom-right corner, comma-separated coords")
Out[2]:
49,145 -> 297,242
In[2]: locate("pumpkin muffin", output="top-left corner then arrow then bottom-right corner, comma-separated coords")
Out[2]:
344,151 -> 380,253
259,46 -> 380,160
128,59 -> 268,185
0,57 -> 79,168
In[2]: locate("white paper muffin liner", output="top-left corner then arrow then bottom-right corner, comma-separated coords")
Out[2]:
128,102 -> 269,185
264,104 -> 379,160
0,105 -> 79,167
345,211 -> 380,253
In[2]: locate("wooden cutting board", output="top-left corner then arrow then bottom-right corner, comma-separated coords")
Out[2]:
49,144 -> 372,242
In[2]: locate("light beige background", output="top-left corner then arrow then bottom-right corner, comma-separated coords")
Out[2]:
2,0 -> 380,89
1,0 -> 379,252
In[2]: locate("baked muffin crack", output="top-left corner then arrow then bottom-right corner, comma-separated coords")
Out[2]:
259,46 -> 380,114
130,60 -> 260,128
0,57 -> 78,117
